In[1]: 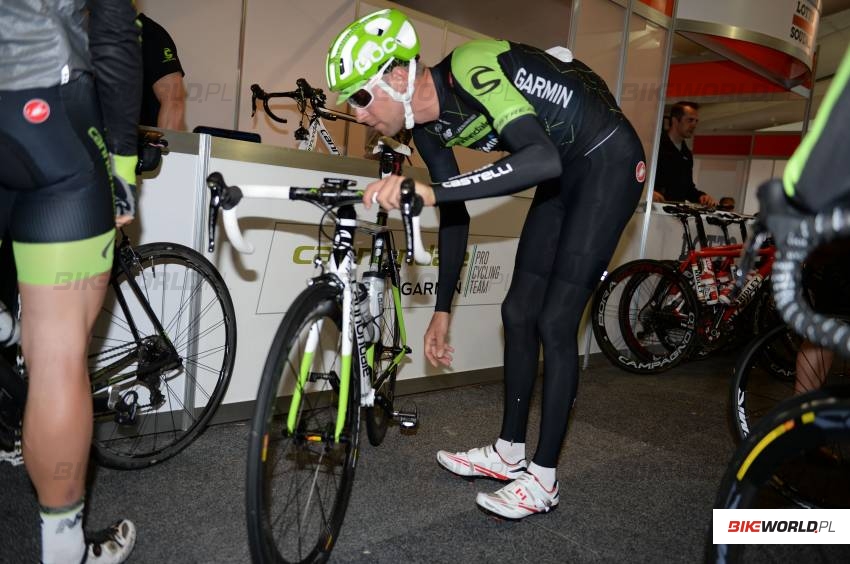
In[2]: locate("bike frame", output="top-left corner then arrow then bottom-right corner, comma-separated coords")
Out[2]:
298,114 -> 342,155
91,235 -> 181,389
286,210 -> 409,442
676,243 -> 775,327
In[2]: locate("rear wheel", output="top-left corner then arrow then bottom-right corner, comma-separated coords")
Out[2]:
591,259 -> 699,374
88,242 -> 236,469
246,283 -> 360,564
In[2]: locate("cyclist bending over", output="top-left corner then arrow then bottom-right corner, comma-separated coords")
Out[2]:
326,9 -> 646,519
0,1 -> 141,562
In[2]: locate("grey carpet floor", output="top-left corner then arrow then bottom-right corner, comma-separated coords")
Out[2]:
2,353 -> 848,563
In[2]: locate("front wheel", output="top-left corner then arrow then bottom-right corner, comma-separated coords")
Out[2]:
591,259 -> 699,374
708,389 -> 850,563
88,242 -> 236,469
246,282 -> 360,564
364,272 -> 401,447
729,323 -> 850,443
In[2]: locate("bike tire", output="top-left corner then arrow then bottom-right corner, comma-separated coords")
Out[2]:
591,259 -> 699,374
708,388 -> 850,563
246,282 -> 360,564
89,242 -> 236,469
364,262 -> 401,447
729,323 -> 850,444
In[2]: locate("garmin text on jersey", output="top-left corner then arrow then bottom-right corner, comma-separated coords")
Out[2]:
514,68 -> 574,109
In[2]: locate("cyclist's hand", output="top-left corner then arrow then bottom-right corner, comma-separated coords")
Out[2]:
699,193 -> 716,207
111,153 -> 139,227
424,311 -> 454,368
363,175 -> 435,210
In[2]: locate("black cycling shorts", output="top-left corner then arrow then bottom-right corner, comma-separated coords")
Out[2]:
0,74 -> 115,285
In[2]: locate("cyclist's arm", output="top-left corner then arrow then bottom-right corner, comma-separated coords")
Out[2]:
414,128 -> 469,313
784,45 -> 850,212
431,115 -> 561,204
140,13 -> 186,130
87,0 -> 142,157
429,42 -> 562,204
152,72 -> 186,130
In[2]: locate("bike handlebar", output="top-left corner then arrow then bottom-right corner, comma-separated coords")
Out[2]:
738,179 -> 850,355
206,172 -> 430,265
250,79 -> 359,125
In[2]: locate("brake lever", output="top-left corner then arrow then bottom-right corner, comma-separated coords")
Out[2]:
399,178 -> 424,264
207,173 -> 224,253
250,84 -> 261,118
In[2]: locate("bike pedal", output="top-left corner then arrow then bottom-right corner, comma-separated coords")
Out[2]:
114,390 -> 139,426
393,401 -> 418,430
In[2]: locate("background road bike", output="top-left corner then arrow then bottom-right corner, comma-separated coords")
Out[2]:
591,204 -> 776,374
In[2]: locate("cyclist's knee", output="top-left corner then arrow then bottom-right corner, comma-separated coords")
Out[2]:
502,271 -> 548,333
536,281 -> 591,347
502,293 -> 534,334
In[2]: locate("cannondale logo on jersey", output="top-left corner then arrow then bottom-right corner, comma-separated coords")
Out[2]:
469,66 -> 501,95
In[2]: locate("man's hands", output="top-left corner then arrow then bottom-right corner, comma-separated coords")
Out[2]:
110,154 -> 138,227
698,193 -> 717,207
652,191 -> 665,203
363,175 -> 436,210
424,312 -> 454,368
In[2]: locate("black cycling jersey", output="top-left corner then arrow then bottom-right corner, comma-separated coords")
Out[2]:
412,39 -> 631,312
784,45 -> 850,212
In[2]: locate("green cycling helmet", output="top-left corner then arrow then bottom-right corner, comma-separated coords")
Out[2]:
326,8 -> 420,104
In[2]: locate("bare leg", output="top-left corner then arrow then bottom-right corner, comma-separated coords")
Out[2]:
19,272 -> 108,507
795,340 -> 834,394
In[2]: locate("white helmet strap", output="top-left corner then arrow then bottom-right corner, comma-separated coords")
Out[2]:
374,58 -> 417,129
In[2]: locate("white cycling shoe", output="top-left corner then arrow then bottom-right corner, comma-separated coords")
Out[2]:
436,444 -> 527,481
84,519 -> 136,563
476,471 -> 559,519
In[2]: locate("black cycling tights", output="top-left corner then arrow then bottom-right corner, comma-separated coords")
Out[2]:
499,125 -> 644,468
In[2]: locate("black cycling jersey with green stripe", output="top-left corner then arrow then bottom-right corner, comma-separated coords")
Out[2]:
783,45 -> 850,213
412,39 -> 629,311
413,39 -> 626,204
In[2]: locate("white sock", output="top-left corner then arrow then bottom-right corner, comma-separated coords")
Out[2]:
41,499 -> 85,564
494,438 -> 526,464
528,462 -> 557,491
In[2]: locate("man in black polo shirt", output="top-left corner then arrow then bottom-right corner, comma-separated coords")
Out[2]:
138,12 -> 186,130
653,101 -> 716,205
